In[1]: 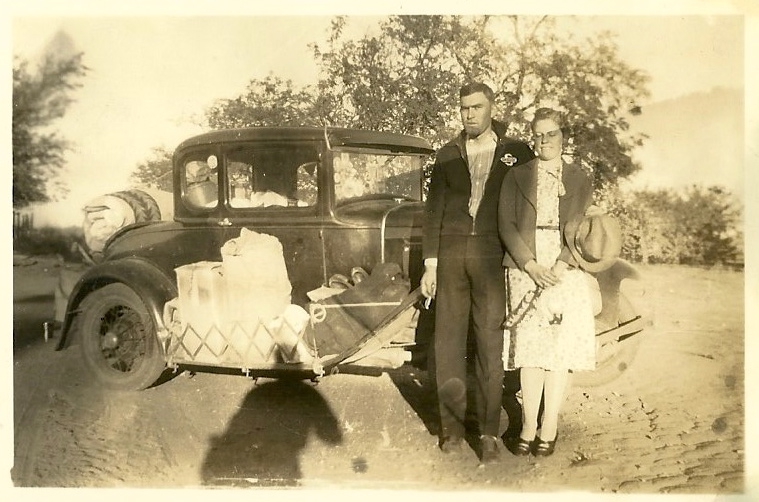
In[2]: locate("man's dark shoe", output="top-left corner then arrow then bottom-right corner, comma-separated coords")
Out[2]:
501,423 -> 522,444
479,435 -> 500,464
439,435 -> 464,453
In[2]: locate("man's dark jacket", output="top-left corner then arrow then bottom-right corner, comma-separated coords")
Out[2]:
423,120 -> 535,260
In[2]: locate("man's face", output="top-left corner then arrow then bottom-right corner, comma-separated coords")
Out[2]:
459,92 -> 493,138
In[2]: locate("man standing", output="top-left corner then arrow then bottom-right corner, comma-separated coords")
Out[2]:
421,82 -> 534,463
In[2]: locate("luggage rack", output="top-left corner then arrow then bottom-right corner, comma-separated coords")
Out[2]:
162,301 -> 325,377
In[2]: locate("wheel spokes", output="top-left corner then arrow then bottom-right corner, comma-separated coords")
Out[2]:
99,305 -> 149,373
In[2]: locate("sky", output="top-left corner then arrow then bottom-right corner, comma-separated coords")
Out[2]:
5,1 -> 755,227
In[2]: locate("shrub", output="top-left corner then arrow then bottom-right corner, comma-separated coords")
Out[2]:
600,184 -> 742,266
13,226 -> 84,261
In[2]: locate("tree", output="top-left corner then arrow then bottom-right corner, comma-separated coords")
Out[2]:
205,75 -> 322,129
12,53 -> 88,208
604,186 -> 681,264
309,16 -> 462,139
130,147 -> 174,192
198,16 -> 649,190
605,185 -> 742,266
673,185 -> 742,265
140,16 -> 648,191
309,15 -> 650,188
490,17 -> 650,189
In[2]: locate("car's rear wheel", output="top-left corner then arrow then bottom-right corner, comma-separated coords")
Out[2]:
78,283 -> 166,391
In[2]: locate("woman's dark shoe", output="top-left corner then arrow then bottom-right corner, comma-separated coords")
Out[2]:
507,437 -> 533,456
533,436 -> 557,457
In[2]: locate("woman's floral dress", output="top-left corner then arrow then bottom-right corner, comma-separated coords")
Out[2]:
502,162 -> 597,371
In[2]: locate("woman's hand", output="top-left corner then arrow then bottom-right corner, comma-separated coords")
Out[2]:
550,260 -> 569,280
524,260 -> 559,289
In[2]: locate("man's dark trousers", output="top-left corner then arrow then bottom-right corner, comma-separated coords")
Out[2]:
434,233 -> 505,439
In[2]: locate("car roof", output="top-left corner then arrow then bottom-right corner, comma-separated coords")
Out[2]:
175,127 -> 434,154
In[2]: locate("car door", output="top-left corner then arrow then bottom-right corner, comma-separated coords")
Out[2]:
221,141 -> 327,306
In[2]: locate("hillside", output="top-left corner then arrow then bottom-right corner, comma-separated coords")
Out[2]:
626,87 -> 744,200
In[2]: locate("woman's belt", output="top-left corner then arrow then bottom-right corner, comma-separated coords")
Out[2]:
536,225 -> 559,230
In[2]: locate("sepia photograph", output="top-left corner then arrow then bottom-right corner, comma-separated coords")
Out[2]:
6,1 -> 756,500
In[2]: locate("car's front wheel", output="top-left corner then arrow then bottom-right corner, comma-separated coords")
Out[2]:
78,283 -> 166,391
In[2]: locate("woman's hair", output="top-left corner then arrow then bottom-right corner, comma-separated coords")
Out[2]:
531,107 -> 565,129
531,107 -> 571,141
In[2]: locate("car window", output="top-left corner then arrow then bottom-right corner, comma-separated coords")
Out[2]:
182,154 -> 219,209
334,151 -> 424,203
225,144 -> 319,209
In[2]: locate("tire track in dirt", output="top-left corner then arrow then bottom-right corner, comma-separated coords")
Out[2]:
563,382 -> 743,493
12,344 -> 71,485
556,269 -> 744,494
17,350 -> 176,487
605,268 -> 744,493
12,263 -> 745,493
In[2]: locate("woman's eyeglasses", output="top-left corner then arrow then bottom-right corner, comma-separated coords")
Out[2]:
532,129 -> 562,142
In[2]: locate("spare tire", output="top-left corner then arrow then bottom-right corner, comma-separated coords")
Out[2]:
82,189 -> 163,254
108,189 -> 162,222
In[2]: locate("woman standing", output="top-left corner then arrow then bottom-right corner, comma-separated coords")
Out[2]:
498,108 -> 596,456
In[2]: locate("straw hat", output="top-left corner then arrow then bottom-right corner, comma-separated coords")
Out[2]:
564,214 -> 622,273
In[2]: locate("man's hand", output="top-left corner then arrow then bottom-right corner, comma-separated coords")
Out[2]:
585,205 -> 604,217
421,266 -> 437,299
524,260 -> 559,289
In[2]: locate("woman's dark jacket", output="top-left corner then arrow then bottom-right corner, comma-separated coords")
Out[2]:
498,159 -> 593,270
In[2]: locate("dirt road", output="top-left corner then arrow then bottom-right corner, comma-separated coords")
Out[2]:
9,256 -> 750,496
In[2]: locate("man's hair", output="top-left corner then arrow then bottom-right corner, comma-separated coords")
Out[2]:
459,82 -> 495,102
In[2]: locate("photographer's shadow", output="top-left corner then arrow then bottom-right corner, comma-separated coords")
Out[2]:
201,378 -> 342,487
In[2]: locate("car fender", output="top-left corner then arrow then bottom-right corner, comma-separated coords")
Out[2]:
57,257 -> 177,350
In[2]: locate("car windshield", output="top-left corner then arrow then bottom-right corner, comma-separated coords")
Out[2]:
334,150 -> 425,203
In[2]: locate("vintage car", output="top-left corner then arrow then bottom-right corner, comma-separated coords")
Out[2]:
56,126 -> 646,391
57,127 -> 436,390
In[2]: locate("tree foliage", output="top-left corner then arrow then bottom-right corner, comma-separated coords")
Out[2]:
198,16 -> 649,189
129,15 -> 739,267
130,147 -> 174,192
12,53 -> 88,208
205,75 -> 322,129
309,16 -> 462,139
604,185 -> 742,266
310,15 -> 650,188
